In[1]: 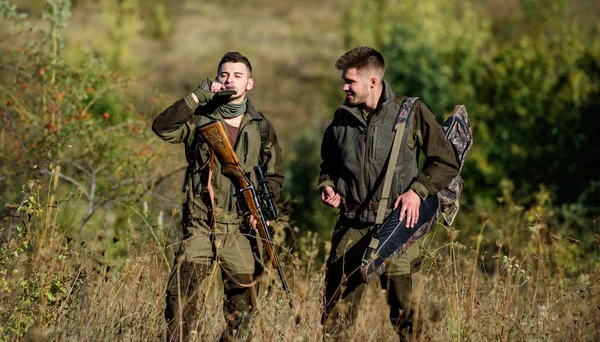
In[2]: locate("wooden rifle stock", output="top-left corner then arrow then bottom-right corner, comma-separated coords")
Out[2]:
197,120 -> 293,308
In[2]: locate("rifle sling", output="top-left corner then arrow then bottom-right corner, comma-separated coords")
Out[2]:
375,122 -> 406,224
220,266 -> 260,288
207,151 -> 216,229
374,97 -> 418,225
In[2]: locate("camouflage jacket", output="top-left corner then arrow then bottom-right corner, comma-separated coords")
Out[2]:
317,80 -> 459,223
153,84 -> 284,224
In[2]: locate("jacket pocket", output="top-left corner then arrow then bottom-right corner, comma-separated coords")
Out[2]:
188,193 -> 209,221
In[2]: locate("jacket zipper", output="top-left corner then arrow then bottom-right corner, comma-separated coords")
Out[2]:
244,132 -> 249,164
371,126 -> 377,159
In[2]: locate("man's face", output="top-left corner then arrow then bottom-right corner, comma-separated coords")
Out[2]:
341,67 -> 370,106
216,62 -> 254,100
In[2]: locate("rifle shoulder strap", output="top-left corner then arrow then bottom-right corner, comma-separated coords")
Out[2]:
257,111 -> 270,166
375,96 -> 419,225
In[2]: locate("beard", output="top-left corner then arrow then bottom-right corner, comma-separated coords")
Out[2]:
345,85 -> 369,107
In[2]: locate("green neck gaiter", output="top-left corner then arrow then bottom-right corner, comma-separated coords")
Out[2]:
219,98 -> 247,118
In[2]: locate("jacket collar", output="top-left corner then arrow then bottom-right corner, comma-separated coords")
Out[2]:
245,98 -> 262,121
378,80 -> 396,111
205,97 -> 262,122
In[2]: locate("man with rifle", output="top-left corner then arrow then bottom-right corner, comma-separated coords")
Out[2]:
153,52 -> 285,341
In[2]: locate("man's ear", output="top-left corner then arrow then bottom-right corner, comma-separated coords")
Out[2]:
369,76 -> 378,88
246,77 -> 254,91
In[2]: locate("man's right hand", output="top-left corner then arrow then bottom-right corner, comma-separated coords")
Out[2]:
193,81 -> 236,104
321,186 -> 341,208
192,78 -> 214,103
210,81 -> 237,95
210,81 -> 225,93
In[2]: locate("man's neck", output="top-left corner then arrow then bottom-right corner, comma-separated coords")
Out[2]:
229,94 -> 246,104
362,84 -> 384,114
224,114 -> 244,128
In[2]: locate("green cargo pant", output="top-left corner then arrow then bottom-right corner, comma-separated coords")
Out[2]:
322,220 -> 422,342
165,217 -> 263,342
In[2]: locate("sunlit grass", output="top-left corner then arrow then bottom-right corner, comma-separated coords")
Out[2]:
2,192 -> 598,341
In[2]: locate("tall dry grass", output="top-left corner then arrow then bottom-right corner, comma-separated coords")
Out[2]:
2,1 -> 599,341
3,192 -> 599,341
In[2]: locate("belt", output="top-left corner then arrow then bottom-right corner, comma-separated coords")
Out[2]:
342,201 -> 383,212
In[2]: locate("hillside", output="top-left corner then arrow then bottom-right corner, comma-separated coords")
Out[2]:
62,0 -> 345,141
1,1 -> 599,341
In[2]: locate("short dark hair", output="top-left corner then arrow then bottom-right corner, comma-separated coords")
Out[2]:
218,52 -> 253,76
335,46 -> 385,75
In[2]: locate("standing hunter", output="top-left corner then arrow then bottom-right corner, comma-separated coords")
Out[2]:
318,46 -> 459,341
153,52 -> 284,341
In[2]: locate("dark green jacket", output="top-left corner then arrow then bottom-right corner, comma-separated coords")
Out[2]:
318,80 -> 459,223
153,86 -> 284,223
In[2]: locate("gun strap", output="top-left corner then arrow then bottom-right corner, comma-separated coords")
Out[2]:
207,151 -> 216,229
220,266 -> 260,288
375,97 -> 418,225
258,113 -> 269,166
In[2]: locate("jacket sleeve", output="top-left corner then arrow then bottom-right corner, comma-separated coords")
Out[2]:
152,94 -> 199,144
317,121 -> 339,191
262,119 -> 285,202
410,101 -> 460,199
152,79 -> 214,144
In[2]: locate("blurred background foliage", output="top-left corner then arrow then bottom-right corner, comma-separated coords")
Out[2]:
1,0 -> 599,269
342,0 -> 600,268
1,1 -> 600,340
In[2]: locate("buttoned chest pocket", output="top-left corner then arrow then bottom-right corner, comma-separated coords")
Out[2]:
238,126 -> 262,169
237,125 -> 264,189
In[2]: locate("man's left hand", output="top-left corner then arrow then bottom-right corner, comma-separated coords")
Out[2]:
393,189 -> 421,228
247,215 -> 269,231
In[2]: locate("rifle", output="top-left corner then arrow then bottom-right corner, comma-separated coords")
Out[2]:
254,164 -> 278,221
197,120 -> 293,308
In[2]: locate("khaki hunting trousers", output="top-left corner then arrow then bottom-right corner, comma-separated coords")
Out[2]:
164,219 -> 263,342
322,220 -> 422,342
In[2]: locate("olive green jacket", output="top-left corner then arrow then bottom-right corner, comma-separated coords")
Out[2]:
153,84 -> 284,223
318,80 -> 459,223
